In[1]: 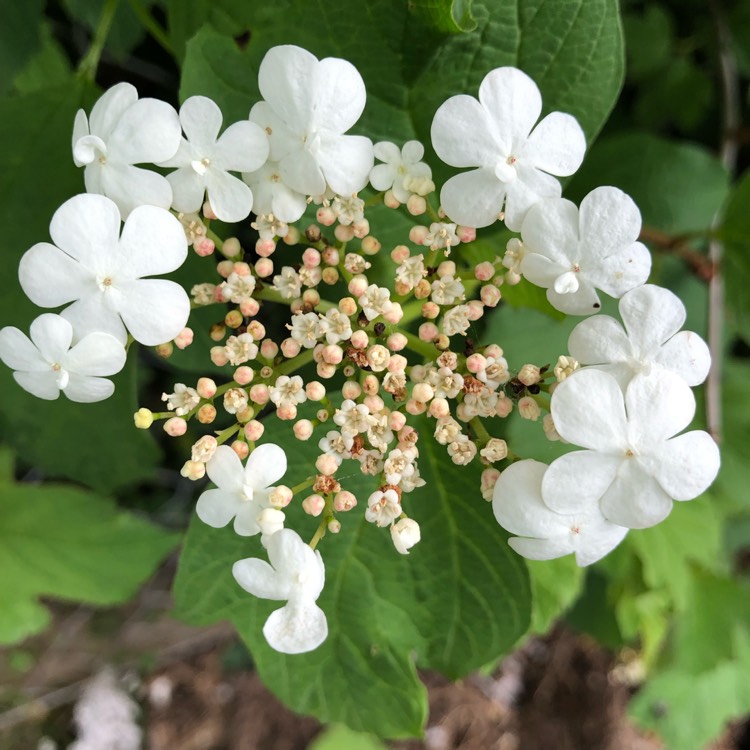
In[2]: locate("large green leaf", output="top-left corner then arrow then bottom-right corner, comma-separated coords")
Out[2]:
0,475 -> 178,644
173,414 -> 530,736
0,0 -> 44,93
0,84 -> 159,492
409,0 -> 477,34
178,0 -> 624,165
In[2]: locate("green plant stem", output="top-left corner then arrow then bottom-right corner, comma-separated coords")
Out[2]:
290,477 -> 316,496
401,330 -> 437,360
128,0 -> 174,56
275,348 -> 316,376
77,0 -> 120,82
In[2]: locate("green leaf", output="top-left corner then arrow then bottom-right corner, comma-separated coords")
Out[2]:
309,724 -> 388,750
408,0 -> 477,34
0,0 -> 44,93
174,414 -> 530,736
567,133 -> 729,235
0,481 -> 178,644
526,556 -> 584,634
12,21 -> 72,94
722,170 -> 750,338
628,500 -> 725,611
622,6 -> 674,80
0,84 -> 160,492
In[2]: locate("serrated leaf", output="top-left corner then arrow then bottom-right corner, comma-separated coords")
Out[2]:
0,481 -> 178,644
174,413 -> 530,736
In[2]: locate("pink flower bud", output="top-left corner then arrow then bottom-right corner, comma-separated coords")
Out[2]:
387,333 -> 407,352
481,284 -> 502,307
322,246 -> 339,265
180,460 -> 206,480
350,330 -> 369,349
389,411 -> 407,431
316,362 -> 336,379
315,454 -> 338,476
484,344 -> 504,359
255,257 -> 274,278
475,261 -> 495,281
202,199 -> 217,220
361,236 -> 381,255
391,244 -> 410,264
231,440 -> 249,459
418,322 -> 438,342
337,296 -> 357,316
364,394 -> 384,413
269,484 -> 293,508
217,260 -> 234,278
256,238 -> 276,256
409,225 -> 429,245
322,344 -> 344,365
249,384 -> 270,405
260,339 -> 278,360
197,404 -> 216,424
412,382 -> 434,403
382,302 -> 403,324
467,300 -> 484,320
495,394 -> 513,418
438,260 -> 456,277
422,301 -> 439,319
210,346 -> 229,367
457,225 -> 476,243
281,338 -> 301,358
164,417 -> 187,437
239,298 -> 260,317
480,467 -> 500,501
342,381 -> 362,400
234,366 -> 254,385
302,288 -> 321,306
362,374 -> 379,395
518,396 -> 540,421
173,327 -> 194,350
429,397 -> 450,418
407,195 -> 427,215
244,419 -> 265,441
294,419 -> 314,440
277,403 -> 298,420
406,398 -> 426,415
306,380 -> 326,401
348,275 -> 368,298
328,519 -> 342,534
335,224 -> 355,242
302,248 -> 321,267
317,206 -> 336,226
388,354 -> 407,372
284,226 -> 300,245
194,237 -> 215,257
384,189 -> 401,208
302,494 -> 326,516
333,490 -> 357,512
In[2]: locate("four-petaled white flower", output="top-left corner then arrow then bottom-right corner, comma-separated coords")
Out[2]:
19,194 -> 189,346
161,96 -> 269,223
232,528 -> 327,654
493,459 -> 628,566
543,369 -> 720,529
242,160 -> 308,223
0,314 -> 126,402
520,187 -> 652,315
196,444 -> 288,536
72,82 -> 181,218
431,67 -> 586,230
370,141 -> 433,202
567,284 -> 711,389
249,45 -> 374,198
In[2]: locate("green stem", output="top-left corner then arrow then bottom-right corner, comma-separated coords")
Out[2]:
309,494 -> 334,550
128,0 -> 174,55
215,423 -> 241,445
275,347 -> 316,376
77,0 -> 120,82
469,416 -> 492,447
290,476 -> 316,496
255,287 -> 335,313
402,329 -> 436,360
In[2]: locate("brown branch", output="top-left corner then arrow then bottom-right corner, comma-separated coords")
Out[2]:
639,226 -> 715,282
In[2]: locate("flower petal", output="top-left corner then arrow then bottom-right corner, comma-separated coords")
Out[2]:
373,141 -> 401,163
542,450 -> 621,513
60,295 -> 127,344
29,314 -> 73,363
13,371 -> 60,400
280,147 -> 326,196
179,95 -> 223,153
167,167 -> 205,214
625,370 -> 695,449
503,164 -> 563,231
19,243 -> 95,308
508,536 -> 573,562
646,431 -> 720,501
63,373 -> 115,403
115,279 -> 190,345
317,134 -> 373,196
520,197 -> 580,266
206,445 -> 245,492
600,459 -> 673,529
100,163 -> 173,218
567,315 -> 632,366
245,443 -> 288,491
655,330 -> 711,386
309,56 -> 366,134
439,168 -> 506,228
64,332 -> 126,376
250,101 -> 299,162
205,169 -> 254,223
478,67 -> 542,147
523,112 -> 586,176
108,98 -> 181,164
263,600 -> 328,654
72,109 -> 90,167
431,94 -> 501,167
116,205 -> 188,279
551,369 -> 629,451
195,488 -> 243,528
232,502 -> 263,537
369,163 -> 397,192
258,45 -> 317,130
89,82 -> 138,139
546,279 -> 603,316
0,327 -> 46,371
586,241 -> 652,299
579,186 -> 642,252
232,557 -> 290,600
618,284 -> 684,354
214,120 -> 269,173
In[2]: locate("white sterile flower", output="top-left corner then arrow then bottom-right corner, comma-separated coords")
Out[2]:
391,518 -> 421,554
160,96 -> 268,223
72,82 -> 181,218
19,194 -> 189,346
0,314 -> 125,402
232,528 -> 327,654
370,141 -> 432,203
567,284 -> 711,389
196,444 -> 287,536
519,187 -> 651,316
242,161 -> 308,223
249,45 -> 374,197
430,67 -> 586,231
543,369 -> 720,529
162,383 -> 199,415
365,488 -> 402,527
359,284 -> 393,321
492,460 -> 628,566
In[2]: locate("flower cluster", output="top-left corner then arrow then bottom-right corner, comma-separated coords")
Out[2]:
0,43 -> 720,652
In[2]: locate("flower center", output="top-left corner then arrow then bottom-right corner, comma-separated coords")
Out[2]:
553,270 -> 580,295
495,155 -> 518,183
51,363 -> 69,389
97,274 -> 114,292
191,157 -> 211,176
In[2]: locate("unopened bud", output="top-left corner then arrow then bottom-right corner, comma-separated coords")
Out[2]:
302,494 -> 326,516
164,417 -> 187,436
133,408 -> 154,429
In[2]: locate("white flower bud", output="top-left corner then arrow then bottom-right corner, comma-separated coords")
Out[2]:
257,507 -> 285,536
391,518 -> 421,554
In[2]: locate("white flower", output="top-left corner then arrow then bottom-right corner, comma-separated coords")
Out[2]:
365,489 -> 402,527
543,369 -> 720,529
318,430 -> 353,465
0,314 -> 125,402
493,460 -> 628,566
519,187 -> 652,315
242,161 -> 308,223
72,82 -> 181,218
196,444 -> 288,536
391,518 -> 421,554
162,383 -> 199,415
269,375 -> 307,408
395,254 -> 426,289
431,276 -> 465,306
430,67 -> 586,230
333,399 -> 376,437
221,272 -> 257,304
273,267 -> 302,300
232,528 -> 327,654
331,194 -> 365,226
424,222 -> 459,253
370,141 -> 432,203
359,285 -> 393,321
442,304 -> 471,336
567,284 -> 711,389
160,95 -> 268,223
19,194 -> 189,346
319,308 -> 352,345
249,45 -> 373,197
224,333 -> 258,366
288,312 -> 322,349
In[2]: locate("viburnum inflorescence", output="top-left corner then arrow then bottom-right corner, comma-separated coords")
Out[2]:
1,43 -> 720,655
